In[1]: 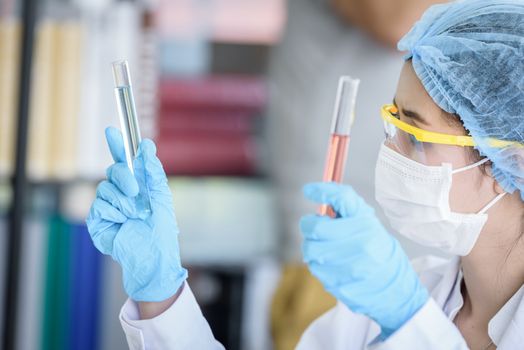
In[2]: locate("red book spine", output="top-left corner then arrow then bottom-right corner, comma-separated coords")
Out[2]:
157,134 -> 258,176
158,109 -> 254,136
159,76 -> 267,112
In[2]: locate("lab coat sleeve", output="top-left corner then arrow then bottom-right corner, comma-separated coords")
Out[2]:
297,302 -> 375,350
368,298 -> 468,350
119,282 -> 225,350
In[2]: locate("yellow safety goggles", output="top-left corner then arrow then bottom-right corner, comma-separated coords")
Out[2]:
381,104 -> 521,148
380,104 -> 521,166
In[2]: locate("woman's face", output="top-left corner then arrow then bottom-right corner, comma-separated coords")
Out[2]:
391,62 -> 499,214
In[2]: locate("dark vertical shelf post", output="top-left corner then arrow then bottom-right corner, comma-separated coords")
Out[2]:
3,0 -> 38,348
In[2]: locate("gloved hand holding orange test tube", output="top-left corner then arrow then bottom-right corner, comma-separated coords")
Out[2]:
319,76 -> 360,217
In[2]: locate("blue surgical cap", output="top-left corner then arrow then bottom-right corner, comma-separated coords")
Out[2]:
398,0 -> 524,199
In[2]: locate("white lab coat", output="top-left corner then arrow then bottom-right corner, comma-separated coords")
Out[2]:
119,256 -> 524,349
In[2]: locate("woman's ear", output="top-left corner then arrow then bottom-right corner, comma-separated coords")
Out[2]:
493,180 -> 505,195
485,163 -> 505,194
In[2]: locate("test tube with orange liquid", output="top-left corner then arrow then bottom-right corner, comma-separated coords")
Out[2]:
319,76 -> 360,217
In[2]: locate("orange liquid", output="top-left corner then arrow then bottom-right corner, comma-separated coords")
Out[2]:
319,134 -> 350,217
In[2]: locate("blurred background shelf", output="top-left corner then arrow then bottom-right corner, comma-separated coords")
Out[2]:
1,0 -> 285,349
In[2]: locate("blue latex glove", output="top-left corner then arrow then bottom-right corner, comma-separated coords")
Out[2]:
300,182 -> 429,338
86,127 -> 187,302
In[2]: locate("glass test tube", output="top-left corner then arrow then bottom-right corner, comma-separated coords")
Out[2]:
319,76 -> 360,218
112,60 -> 152,215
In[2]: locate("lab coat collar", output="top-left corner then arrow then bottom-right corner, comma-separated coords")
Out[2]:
429,256 -> 524,347
425,256 -> 461,312
489,284 -> 524,347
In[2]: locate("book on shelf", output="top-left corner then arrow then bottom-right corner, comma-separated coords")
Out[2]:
157,133 -> 258,176
157,75 -> 267,176
158,108 -> 255,135
27,19 -> 82,181
0,19 -> 21,177
68,223 -> 102,350
159,76 -> 267,113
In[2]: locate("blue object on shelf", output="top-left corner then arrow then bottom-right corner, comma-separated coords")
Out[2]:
68,223 -> 103,350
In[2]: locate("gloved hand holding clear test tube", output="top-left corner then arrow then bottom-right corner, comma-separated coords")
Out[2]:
319,76 -> 360,217
112,60 -> 152,215
85,60 -> 188,302
86,127 -> 188,302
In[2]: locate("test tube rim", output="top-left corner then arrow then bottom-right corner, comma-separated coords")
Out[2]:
331,75 -> 360,135
112,59 -> 132,87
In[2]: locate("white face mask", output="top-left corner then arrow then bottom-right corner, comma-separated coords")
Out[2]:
375,143 -> 505,256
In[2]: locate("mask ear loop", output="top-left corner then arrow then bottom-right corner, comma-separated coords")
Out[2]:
451,157 -> 490,174
450,157 -> 506,214
478,192 -> 506,215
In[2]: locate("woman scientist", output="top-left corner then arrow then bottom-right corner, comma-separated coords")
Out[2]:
86,0 -> 524,348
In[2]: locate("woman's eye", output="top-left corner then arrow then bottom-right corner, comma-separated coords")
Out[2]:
409,134 -> 421,146
408,134 -> 432,150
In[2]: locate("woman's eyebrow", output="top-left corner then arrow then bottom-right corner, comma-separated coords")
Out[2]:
392,98 -> 429,126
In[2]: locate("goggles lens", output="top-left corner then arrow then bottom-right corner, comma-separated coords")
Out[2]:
382,106 -> 478,167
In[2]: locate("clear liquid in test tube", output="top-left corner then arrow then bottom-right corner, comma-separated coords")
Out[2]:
319,76 -> 360,218
112,60 -> 152,216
